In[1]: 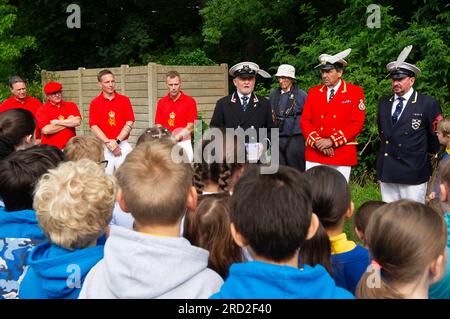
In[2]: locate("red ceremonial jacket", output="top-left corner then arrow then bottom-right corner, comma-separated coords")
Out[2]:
300,81 -> 365,166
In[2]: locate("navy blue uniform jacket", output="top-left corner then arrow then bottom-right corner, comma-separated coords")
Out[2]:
376,90 -> 442,184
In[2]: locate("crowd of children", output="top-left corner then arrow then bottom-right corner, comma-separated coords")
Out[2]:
1,106 -> 450,299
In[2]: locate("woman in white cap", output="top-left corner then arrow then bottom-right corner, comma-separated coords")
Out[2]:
269,64 -> 307,172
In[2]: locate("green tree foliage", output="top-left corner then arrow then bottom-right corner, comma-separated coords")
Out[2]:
262,0 -> 449,183
200,0 -> 325,66
11,0 -> 205,75
0,0 -> 36,99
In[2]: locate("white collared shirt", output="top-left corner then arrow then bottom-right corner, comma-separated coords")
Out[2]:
236,91 -> 250,105
327,80 -> 341,101
391,87 -> 414,119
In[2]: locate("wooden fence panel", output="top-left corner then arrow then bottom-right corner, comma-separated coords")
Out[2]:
42,63 -> 228,145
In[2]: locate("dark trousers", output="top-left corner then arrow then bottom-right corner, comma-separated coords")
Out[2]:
279,135 -> 305,172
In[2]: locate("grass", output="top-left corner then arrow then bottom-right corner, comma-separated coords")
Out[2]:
344,181 -> 381,243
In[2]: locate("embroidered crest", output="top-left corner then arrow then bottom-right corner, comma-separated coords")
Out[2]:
412,119 -> 421,130
168,112 -> 176,127
358,99 -> 365,111
58,115 -> 65,120
108,110 -> 116,126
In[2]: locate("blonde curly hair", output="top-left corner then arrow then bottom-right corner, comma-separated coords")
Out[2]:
33,159 -> 117,250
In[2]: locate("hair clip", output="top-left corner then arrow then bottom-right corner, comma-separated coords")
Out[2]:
371,259 -> 382,270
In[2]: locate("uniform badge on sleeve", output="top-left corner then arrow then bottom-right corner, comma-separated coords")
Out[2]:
412,119 -> 421,130
358,99 -> 365,111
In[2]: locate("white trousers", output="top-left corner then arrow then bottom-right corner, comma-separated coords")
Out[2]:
178,139 -> 193,163
380,181 -> 427,204
305,161 -> 351,183
104,140 -> 133,175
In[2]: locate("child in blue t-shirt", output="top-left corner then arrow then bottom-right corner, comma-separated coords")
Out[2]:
302,166 -> 370,295
210,165 -> 353,299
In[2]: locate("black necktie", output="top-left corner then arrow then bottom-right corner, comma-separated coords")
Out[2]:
241,96 -> 249,112
392,97 -> 405,125
328,88 -> 335,102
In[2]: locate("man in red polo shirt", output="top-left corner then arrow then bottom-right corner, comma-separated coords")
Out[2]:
155,70 -> 197,162
37,81 -> 81,149
89,69 -> 135,175
0,75 -> 43,140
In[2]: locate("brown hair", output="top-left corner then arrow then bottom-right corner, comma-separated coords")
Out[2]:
193,129 -> 244,194
299,166 -> 352,274
0,108 -> 36,160
97,69 -> 114,82
354,200 -> 386,235
115,141 -> 193,225
166,70 -> 181,80
64,135 -> 104,162
184,193 -> 242,278
356,200 -> 447,299
136,127 -> 176,146
437,116 -> 450,136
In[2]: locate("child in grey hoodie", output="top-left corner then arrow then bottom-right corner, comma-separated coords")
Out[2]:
79,141 -> 223,299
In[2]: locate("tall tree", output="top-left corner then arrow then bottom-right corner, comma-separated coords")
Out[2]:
0,0 -> 36,81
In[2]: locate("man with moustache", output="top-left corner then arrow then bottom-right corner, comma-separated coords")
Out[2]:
376,45 -> 442,203
300,49 -> 365,182
210,62 -> 273,162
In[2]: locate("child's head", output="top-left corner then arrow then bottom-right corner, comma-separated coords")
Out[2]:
0,145 -> 64,211
230,165 -> 318,263
438,160 -> 450,212
299,166 -> 352,272
194,129 -> 245,194
303,166 -> 352,230
354,200 -> 386,244
184,193 -> 242,278
33,159 -> 116,250
436,117 -> 450,146
0,108 -> 36,160
64,135 -> 105,163
356,200 -> 447,299
136,126 -> 177,146
115,141 -> 195,226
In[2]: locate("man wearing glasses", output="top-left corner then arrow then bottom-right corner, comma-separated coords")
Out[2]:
36,81 -> 81,149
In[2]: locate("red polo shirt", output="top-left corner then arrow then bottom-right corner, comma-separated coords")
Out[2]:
155,91 -> 197,141
0,96 -> 43,138
36,101 -> 81,149
89,92 -> 135,139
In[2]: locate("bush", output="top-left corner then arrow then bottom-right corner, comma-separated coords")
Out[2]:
263,0 -> 450,184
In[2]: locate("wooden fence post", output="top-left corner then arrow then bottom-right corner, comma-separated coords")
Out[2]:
147,62 -> 158,126
220,63 -> 229,96
120,64 -> 128,95
77,67 -> 85,135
